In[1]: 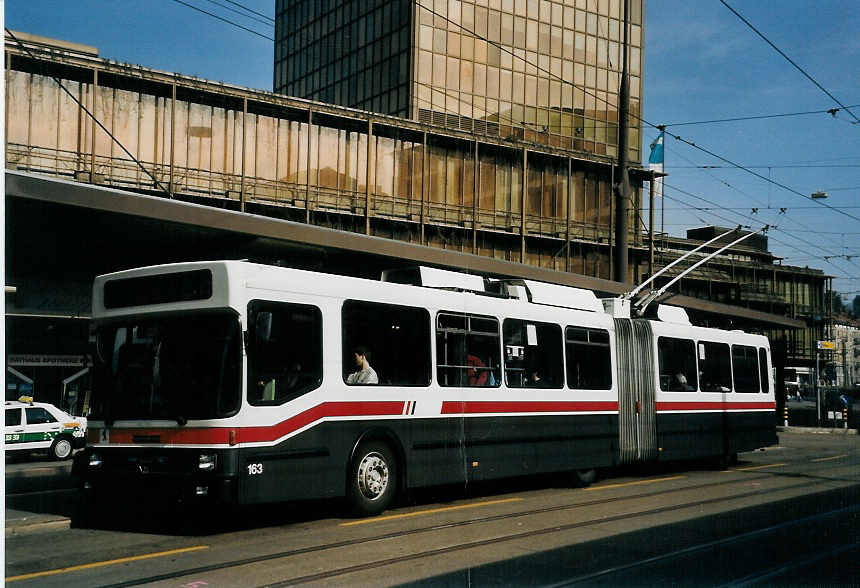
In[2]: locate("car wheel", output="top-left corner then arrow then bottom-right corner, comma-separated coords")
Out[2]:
347,441 -> 397,516
51,436 -> 73,460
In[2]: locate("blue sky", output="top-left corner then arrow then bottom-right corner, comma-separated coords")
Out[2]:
7,0 -> 859,299
644,1 -> 859,303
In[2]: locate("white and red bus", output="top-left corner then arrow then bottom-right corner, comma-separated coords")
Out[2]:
74,261 -> 776,515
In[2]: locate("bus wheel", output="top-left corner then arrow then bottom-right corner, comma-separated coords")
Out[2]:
573,468 -> 596,487
348,441 -> 397,516
51,436 -> 73,460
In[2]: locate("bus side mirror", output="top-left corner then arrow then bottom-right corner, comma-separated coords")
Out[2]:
256,311 -> 273,343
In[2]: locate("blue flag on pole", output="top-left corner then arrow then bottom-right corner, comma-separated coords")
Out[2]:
648,131 -> 664,167
648,131 -> 665,198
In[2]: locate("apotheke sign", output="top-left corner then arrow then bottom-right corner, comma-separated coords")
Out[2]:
7,354 -> 87,367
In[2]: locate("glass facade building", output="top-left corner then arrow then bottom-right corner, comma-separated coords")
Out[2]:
275,0 -> 643,161
275,0 -> 413,118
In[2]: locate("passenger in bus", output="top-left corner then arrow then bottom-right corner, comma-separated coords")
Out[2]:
347,346 -> 378,384
527,369 -> 543,387
467,354 -> 488,386
674,371 -> 695,391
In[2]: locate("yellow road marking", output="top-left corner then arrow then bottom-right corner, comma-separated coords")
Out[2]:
584,475 -> 686,491
6,546 -> 209,582
340,497 -> 524,526
722,462 -> 786,473
812,454 -> 848,462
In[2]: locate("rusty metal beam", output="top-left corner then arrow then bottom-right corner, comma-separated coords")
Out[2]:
472,140 -> 478,254
521,147 -> 527,263
90,68 -> 97,184
420,131 -> 426,245
365,119 -> 372,235
169,80 -> 176,198
306,108 -> 312,223
566,157 -> 571,272
240,96 -> 247,212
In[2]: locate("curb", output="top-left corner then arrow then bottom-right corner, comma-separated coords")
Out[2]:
778,426 -> 857,436
5,513 -> 72,537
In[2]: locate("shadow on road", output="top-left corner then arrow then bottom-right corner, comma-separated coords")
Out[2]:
398,484 -> 860,587
64,456 -> 751,536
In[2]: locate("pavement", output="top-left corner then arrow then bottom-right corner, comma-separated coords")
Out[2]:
4,425 -> 856,537
5,508 -> 71,536
778,425 -> 857,435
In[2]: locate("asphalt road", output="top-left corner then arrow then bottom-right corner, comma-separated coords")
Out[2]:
5,431 -> 859,587
5,454 -> 79,518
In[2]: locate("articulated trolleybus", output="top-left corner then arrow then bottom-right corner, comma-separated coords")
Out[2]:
76,261 -> 776,515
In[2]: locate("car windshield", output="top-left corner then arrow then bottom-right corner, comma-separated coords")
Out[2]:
90,312 -> 241,422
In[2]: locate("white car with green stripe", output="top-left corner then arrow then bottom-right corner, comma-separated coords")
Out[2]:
4,398 -> 87,460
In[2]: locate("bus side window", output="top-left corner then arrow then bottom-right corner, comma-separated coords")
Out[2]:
342,300 -> 431,386
565,327 -> 612,390
503,319 -> 563,388
732,345 -> 760,393
437,313 -> 500,387
247,301 -> 323,405
657,337 -> 698,392
698,341 -> 731,392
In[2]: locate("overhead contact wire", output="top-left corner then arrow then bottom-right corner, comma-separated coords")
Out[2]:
719,0 -> 860,124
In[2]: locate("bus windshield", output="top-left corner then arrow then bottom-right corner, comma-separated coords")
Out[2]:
91,312 -> 241,423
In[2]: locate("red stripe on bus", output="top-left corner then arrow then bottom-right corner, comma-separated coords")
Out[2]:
441,401 -> 619,414
236,401 -> 405,443
91,399 -> 776,446
97,401 -> 406,445
103,427 -> 231,445
656,401 -> 776,411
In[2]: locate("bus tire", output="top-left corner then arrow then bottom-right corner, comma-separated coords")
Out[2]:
573,468 -> 596,487
348,441 -> 397,516
51,436 -> 73,460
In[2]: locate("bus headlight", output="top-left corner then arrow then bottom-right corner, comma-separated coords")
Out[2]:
88,453 -> 103,469
198,454 -> 217,471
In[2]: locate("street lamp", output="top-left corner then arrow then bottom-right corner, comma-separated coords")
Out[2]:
811,191 -> 829,199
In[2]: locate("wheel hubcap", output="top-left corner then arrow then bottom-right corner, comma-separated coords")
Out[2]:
56,440 -> 71,458
357,452 -> 389,500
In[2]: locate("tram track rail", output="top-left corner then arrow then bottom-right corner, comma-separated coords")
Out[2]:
94,459 -> 859,588
258,478 -> 859,588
